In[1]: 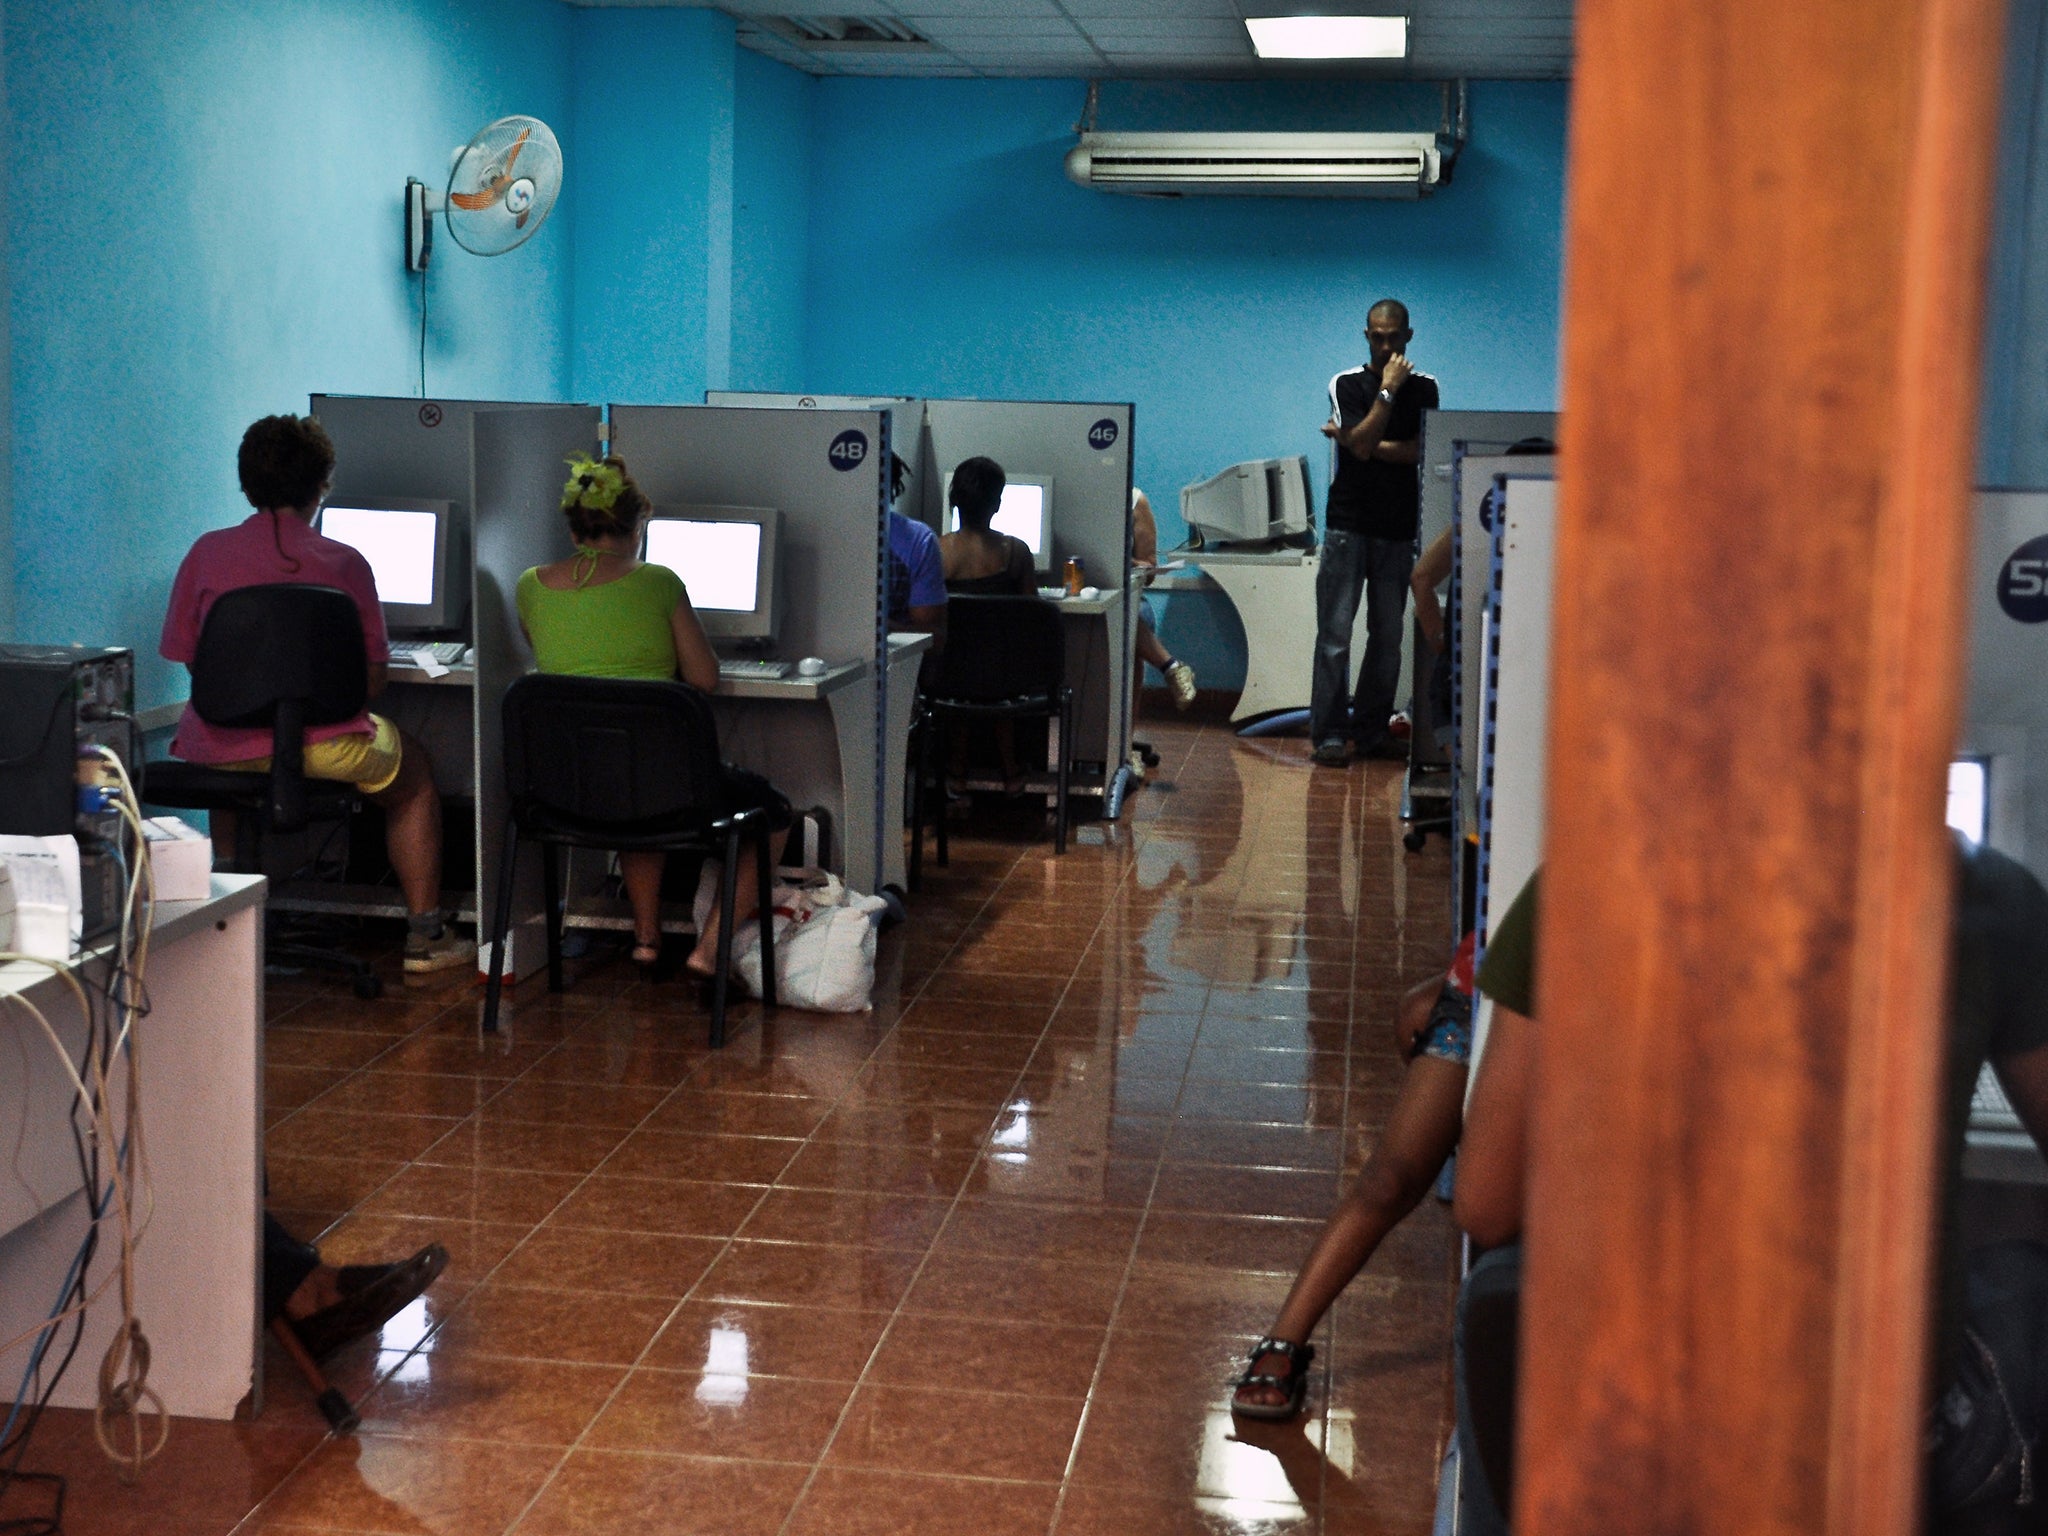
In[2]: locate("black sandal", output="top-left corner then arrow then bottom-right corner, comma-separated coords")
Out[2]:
1231,1335 -> 1315,1421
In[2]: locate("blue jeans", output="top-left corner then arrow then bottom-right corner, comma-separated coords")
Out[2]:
1311,528 -> 1415,748
1455,1244 -> 1521,1535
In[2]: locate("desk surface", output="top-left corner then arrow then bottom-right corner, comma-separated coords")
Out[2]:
0,873 -> 267,1000
1189,548 -> 1317,569
1042,592 -> 1123,616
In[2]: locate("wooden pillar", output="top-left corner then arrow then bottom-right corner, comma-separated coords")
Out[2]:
1522,0 -> 2008,1529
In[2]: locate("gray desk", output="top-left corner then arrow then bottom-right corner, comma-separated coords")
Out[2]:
0,874 -> 266,1419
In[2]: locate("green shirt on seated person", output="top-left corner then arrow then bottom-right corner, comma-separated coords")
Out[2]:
515,561 -> 686,680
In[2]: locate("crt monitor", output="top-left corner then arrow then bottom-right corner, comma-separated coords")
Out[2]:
1949,756 -> 1989,845
643,505 -> 783,644
318,498 -> 463,635
943,471 -> 1056,572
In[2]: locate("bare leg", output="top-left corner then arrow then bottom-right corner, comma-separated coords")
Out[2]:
620,850 -> 666,957
1135,618 -> 1173,673
1234,1051 -> 1468,1410
367,729 -> 443,917
687,829 -> 789,977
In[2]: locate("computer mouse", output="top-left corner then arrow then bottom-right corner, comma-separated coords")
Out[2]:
458,646 -> 476,668
1078,585 -> 1100,600
796,656 -> 828,677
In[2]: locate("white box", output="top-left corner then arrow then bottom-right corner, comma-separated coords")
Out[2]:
142,816 -> 213,903
0,835 -> 81,960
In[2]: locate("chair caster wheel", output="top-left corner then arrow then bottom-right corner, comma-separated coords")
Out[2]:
352,973 -> 384,1000
1402,828 -> 1428,853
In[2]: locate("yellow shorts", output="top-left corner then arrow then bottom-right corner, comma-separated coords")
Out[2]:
221,715 -> 404,797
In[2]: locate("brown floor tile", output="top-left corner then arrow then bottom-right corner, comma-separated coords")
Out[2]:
827,1382 -> 1083,1482
645,1088 -> 834,1138
868,1029 -> 1040,1073
356,1353 -> 625,1445
513,1448 -> 809,1536
310,1070 -> 501,1120
428,1281 -> 675,1364
490,1225 -> 725,1298
901,1253 -> 1125,1329
1116,1264 -> 1306,1342
1161,1122 -> 1345,1171
933,1199 -> 1143,1265
542,1172 -> 768,1238
480,1076 -> 674,1127
694,1239 -> 922,1312
775,1140 -> 981,1198
413,1116 -> 630,1175
967,1152 -> 1159,1209
1067,1395 -> 1323,1505
22,1415 -> 322,1536
846,1061 -> 1023,1108
1134,1213 -> 1324,1276
367,1033 -> 556,1079
1150,1164 -> 1344,1219
642,1299 -> 891,1381
866,1314 -> 1104,1400
522,1040 -> 700,1087
265,1153 -> 407,1213
1054,1484 -> 1317,1534
583,1366 -> 851,1461
735,1187 -> 953,1250
243,1431 -> 554,1535
809,1101 -> 996,1150
786,1467 -> 1061,1536
599,1127 -> 804,1184
357,1163 -> 581,1226
265,1109 -> 462,1165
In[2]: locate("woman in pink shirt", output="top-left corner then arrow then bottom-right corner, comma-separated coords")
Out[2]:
160,415 -> 470,973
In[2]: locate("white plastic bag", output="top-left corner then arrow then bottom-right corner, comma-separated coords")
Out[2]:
692,864 -> 886,1012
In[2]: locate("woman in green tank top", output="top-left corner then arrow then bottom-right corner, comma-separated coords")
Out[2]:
517,455 -> 789,977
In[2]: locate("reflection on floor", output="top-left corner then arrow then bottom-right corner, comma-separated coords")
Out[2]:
23,718 -> 1458,1536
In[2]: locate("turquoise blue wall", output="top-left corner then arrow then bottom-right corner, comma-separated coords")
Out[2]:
568,7 -> 736,405
730,50 -> 814,393
7,0 -> 573,708
801,77 -> 1570,683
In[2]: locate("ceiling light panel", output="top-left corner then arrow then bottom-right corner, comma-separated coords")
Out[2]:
1244,15 -> 1409,58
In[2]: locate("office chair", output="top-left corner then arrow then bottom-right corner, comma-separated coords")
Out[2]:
144,583 -> 382,1000
481,674 -> 778,1048
909,594 -> 1074,889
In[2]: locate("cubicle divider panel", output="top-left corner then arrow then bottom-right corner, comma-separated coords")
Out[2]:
611,405 -> 889,667
472,407 -> 605,979
1965,492 -> 2048,881
1469,473 -> 1557,1078
613,405 -> 891,886
1453,453 -> 1548,849
707,393 -> 937,534
1420,410 -> 1558,548
313,394 -> 524,559
925,399 -> 1136,790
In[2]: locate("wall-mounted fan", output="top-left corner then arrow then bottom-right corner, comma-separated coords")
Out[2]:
404,115 -> 562,272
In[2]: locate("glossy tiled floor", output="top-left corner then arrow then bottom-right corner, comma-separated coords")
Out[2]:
23,718 -> 1459,1536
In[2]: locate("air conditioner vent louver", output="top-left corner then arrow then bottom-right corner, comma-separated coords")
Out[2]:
746,15 -> 935,51
1065,132 -> 1444,199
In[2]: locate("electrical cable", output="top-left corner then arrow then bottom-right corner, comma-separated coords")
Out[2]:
418,264 -> 429,398
0,745 -> 165,1530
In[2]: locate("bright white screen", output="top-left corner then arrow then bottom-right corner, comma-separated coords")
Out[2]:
646,520 -> 761,612
321,507 -> 437,605
945,482 -> 1045,555
1948,759 -> 1988,845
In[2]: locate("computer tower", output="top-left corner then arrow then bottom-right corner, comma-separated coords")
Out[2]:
0,645 -> 136,939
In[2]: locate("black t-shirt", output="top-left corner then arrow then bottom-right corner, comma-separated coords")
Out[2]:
1325,365 -> 1440,540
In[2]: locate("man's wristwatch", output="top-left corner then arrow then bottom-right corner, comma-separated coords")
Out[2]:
1377,387 -> 1395,405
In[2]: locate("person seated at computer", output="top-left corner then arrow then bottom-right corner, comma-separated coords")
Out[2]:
1448,849 -> 2048,1533
940,457 -> 1036,596
886,452 -> 947,642
517,454 -> 791,978
159,414 -> 473,973
1132,488 -> 1197,709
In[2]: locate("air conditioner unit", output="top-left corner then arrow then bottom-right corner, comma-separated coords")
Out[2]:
1064,131 -> 1444,199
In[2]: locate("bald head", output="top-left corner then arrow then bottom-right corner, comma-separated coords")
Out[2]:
1367,298 -> 1410,329
1364,299 -> 1413,371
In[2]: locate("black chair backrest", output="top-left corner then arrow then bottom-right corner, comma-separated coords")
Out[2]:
501,674 -> 727,831
929,595 -> 1065,703
188,583 -> 369,833
189,584 -> 369,730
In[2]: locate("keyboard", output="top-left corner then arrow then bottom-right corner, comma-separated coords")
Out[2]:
1973,1065 -> 2023,1130
718,658 -> 792,680
394,642 -> 469,667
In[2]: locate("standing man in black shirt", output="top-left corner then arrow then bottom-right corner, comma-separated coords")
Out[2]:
1311,298 -> 1441,765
